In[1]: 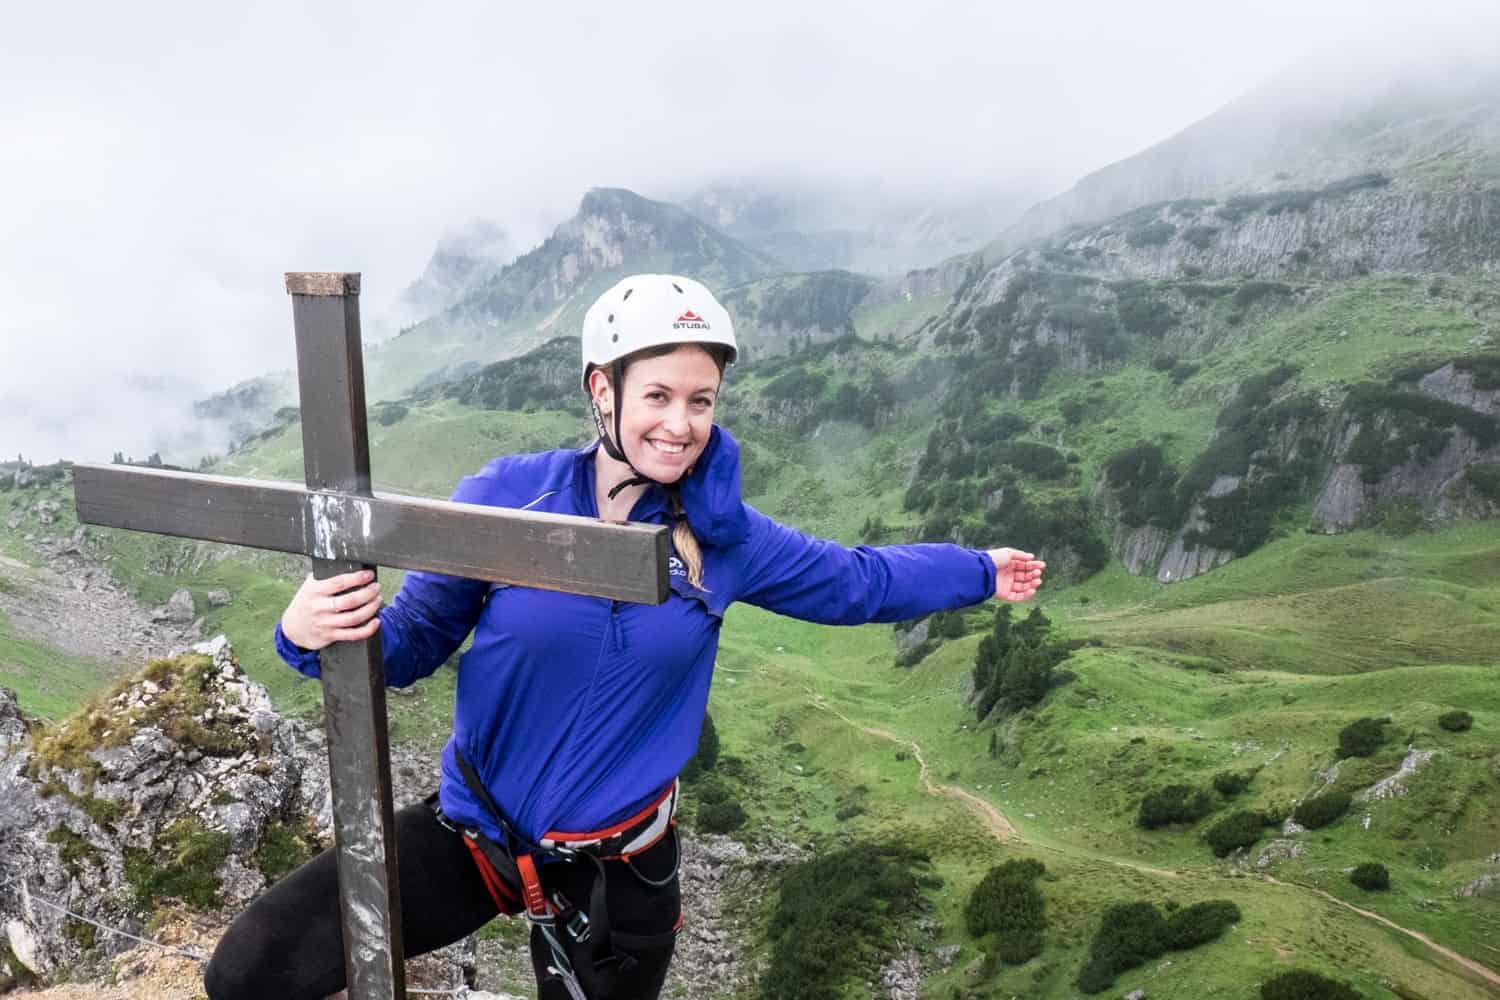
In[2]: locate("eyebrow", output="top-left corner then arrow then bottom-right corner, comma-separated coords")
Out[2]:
644,382 -> 718,395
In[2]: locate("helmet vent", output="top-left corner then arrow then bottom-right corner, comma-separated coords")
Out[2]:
672,283 -> 683,293
611,333 -> 619,342
607,314 -> 614,323
622,288 -> 634,300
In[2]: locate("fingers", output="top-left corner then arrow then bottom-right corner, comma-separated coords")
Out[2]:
284,570 -> 381,650
327,592 -> 382,628
312,569 -> 376,597
327,615 -> 382,643
326,581 -> 381,614
996,558 -> 1047,602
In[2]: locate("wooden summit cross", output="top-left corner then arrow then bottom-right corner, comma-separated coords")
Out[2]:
72,273 -> 669,1000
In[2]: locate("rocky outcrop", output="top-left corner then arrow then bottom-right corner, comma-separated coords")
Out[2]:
1313,365 -> 1500,530
1062,188 -> 1500,283
0,637 -> 332,982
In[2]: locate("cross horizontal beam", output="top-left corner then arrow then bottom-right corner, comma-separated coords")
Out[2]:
73,463 -> 669,604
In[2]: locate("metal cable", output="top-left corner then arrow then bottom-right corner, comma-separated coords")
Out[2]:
2,875 -> 476,995
0,875 -> 210,962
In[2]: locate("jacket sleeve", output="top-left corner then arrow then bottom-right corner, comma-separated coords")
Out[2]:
732,505 -> 997,625
272,465 -> 501,686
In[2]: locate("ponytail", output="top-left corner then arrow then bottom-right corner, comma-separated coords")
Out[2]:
668,490 -> 708,591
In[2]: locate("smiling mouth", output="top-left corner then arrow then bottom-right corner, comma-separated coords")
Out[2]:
647,439 -> 689,455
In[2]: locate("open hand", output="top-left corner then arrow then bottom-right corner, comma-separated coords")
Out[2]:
988,548 -> 1045,603
280,569 -> 382,651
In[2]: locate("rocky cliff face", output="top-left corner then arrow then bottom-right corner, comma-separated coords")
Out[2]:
1062,186 -> 1500,282
451,188 -> 777,331
1312,364 -> 1500,530
1102,362 -> 1500,581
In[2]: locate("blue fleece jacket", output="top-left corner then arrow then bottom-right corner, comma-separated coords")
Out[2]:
275,425 -> 997,844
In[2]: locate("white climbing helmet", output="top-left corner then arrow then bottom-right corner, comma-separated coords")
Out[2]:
580,274 -> 737,390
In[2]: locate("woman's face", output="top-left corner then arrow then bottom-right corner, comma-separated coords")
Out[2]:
594,345 -> 721,483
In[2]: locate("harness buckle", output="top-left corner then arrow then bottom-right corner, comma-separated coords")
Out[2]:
565,908 -> 591,943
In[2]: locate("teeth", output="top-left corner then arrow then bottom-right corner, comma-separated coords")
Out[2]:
649,440 -> 686,454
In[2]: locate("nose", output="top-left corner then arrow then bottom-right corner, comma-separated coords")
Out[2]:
661,402 -> 691,436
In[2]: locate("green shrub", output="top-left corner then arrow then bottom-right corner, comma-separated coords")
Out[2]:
1116,288 -> 1176,336
1293,791 -> 1352,830
375,403 -> 409,426
996,442 -> 1069,480
1126,221 -> 1177,247
1233,281 -> 1293,309
760,845 -> 929,1000
697,800 -> 747,834
1350,863 -> 1389,891
1337,717 -> 1386,758
1205,809 -> 1272,856
965,858 -> 1047,964
1467,464 -> 1500,502
1183,225 -> 1218,250
680,713 -> 721,781
1212,770 -> 1253,797
1077,901 -> 1169,992
1077,896 -> 1242,993
763,368 -> 828,402
1261,969 -> 1363,1000
1438,710 -> 1473,732
895,639 -> 937,668
1454,354 -> 1500,390
1165,900 -> 1241,948
1170,361 -> 1199,384
1137,784 -> 1215,829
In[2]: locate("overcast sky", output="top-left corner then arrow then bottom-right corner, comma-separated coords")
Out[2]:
3,0 -> 1496,463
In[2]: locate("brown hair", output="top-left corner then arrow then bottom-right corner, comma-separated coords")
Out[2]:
589,342 -> 732,589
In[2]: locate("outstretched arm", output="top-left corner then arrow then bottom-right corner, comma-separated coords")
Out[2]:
734,506 -> 1044,625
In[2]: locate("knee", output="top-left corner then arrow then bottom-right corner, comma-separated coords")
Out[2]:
202,918 -> 274,1000
201,951 -> 240,1000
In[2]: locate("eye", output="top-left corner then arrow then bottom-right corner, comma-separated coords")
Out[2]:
646,390 -> 668,402
692,396 -> 714,409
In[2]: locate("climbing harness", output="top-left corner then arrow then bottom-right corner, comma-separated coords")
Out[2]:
442,749 -> 680,999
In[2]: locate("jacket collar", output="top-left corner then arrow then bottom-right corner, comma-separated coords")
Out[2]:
575,424 -> 749,547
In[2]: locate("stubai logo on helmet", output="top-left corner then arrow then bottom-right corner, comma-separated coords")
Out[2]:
673,311 -> 710,330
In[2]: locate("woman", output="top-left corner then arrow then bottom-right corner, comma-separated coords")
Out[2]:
204,274 -> 1044,1000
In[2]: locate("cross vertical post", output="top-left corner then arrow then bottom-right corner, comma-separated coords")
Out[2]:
286,271 -> 405,1000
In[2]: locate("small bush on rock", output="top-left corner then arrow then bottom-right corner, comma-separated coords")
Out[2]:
1205,809 -> 1273,857
1293,791 -> 1351,830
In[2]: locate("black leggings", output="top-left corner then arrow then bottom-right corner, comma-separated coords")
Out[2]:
203,799 -> 681,1000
